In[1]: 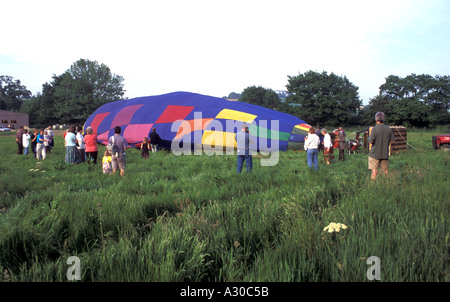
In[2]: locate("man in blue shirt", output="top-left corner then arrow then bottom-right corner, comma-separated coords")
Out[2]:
235,124 -> 253,173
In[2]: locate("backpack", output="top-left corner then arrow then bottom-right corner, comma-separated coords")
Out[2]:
107,136 -> 119,156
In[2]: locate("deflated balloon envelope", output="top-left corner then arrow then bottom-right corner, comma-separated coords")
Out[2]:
83,91 -> 311,152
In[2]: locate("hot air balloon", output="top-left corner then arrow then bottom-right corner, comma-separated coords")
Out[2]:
83,91 -> 311,153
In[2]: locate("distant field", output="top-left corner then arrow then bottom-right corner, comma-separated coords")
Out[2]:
0,127 -> 449,281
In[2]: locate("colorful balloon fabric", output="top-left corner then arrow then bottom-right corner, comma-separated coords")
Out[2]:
83,91 -> 311,152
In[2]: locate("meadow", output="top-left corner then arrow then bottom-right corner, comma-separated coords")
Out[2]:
0,127 -> 448,282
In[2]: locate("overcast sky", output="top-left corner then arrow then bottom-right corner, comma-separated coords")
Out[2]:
2,0 -> 449,104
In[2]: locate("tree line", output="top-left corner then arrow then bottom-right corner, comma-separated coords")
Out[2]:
1,59 -> 125,127
236,71 -> 449,128
1,59 -> 449,128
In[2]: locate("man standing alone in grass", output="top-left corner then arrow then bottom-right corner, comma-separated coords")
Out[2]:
368,112 -> 396,180
235,124 -> 253,173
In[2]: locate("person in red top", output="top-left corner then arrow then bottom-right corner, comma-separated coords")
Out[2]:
84,127 -> 98,164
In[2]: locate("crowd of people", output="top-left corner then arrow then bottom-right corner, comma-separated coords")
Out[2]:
15,126 -> 54,159
303,126 -> 346,170
14,112 -> 394,180
231,111 -> 395,181
62,125 -> 161,177
301,112 -> 396,180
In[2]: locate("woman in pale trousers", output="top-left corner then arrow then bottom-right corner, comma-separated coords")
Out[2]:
36,129 -> 47,159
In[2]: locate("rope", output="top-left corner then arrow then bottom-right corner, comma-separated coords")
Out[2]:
351,127 -> 425,153
392,127 -> 429,153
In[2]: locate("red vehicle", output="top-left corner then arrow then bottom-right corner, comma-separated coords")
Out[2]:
432,134 -> 450,149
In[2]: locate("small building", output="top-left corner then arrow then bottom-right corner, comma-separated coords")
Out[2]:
0,110 -> 29,129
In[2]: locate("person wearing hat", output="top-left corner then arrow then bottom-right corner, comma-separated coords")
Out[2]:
368,112 -> 396,180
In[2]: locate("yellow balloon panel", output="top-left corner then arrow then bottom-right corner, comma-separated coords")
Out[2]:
202,130 -> 237,148
295,124 -> 311,132
215,109 -> 257,123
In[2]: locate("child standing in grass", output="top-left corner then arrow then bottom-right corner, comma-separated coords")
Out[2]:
141,137 -> 150,159
102,150 -> 113,174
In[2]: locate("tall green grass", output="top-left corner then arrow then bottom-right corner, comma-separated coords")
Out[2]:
0,128 -> 448,281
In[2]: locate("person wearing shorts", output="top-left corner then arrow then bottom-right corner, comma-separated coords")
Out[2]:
368,112 -> 396,180
109,126 -> 128,177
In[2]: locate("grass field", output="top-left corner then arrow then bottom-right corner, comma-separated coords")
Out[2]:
0,127 -> 449,282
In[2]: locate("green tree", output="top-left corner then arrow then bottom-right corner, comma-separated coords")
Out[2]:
285,70 -> 361,127
427,75 -> 450,125
21,74 -> 65,127
0,75 -> 32,112
240,86 -> 281,109
359,95 -> 391,125
54,59 -> 125,124
262,89 -> 281,109
22,59 -> 126,126
377,73 -> 450,127
226,92 -> 242,99
387,98 -> 430,127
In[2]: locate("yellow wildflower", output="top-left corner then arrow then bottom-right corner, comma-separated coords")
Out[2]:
323,222 -> 348,233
